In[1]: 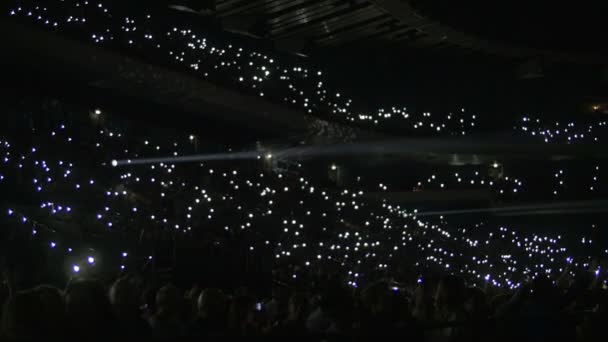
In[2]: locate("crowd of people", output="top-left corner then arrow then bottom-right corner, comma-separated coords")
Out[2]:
0,93 -> 606,340
2,1 -> 608,340
12,0 -> 606,143
2,265 -> 607,340
5,0 -> 479,135
2,95 -> 605,290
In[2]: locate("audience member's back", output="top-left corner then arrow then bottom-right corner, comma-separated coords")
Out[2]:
412,281 -> 436,323
519,276 -> 575,341
2,285 -> 66,339
109,276 -> 149,337
360,281 -> 394,333
307,280 -> 352,335
190,288 -> 228,337
65,279 -> 116,339
273,292 -> 309,336
148,284 -> 186,338
228,294 -> 257,336
433,275 -> 470,342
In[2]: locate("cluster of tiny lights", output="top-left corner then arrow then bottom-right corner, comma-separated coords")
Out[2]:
6,0 -> 480,135
517,116 -> 608,144
1,102 -> 607,289
3,1 -> 607,288
404,165 -> 604,200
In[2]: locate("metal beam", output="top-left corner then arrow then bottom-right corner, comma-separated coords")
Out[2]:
371,0 -> 608,65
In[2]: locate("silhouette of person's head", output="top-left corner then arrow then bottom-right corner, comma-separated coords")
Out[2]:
464,287 -> 488,318
65,279 -> 115,338
435,275 -> 466,313
197,288 -> 227,319
109,276 -> 140,318
2,289 -> 41,339
155,284 -> 182,318
228,295 -> 254,333
287,293 -> 309,321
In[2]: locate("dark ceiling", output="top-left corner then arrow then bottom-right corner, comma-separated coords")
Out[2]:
196,0 -> 417,58
410,0 -> 608,56
164,0 -> 606,114
171,0 -> 608,66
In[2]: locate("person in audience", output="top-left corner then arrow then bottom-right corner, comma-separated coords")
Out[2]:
272,292 -> 309,335
0,266 -> 607,339
141,284 -> 160,321
265,284 -> 289,325
577,289 -> 608,342
64,279 -> 116,339
463,287 -> 491,342
228,294 -> 258,336
433,275 -> 469,341
109,276 -> 149,337
412,279 -> 436,323
184,284 -> 201,322
148,284 -> 186,338
306,280 -> 352,335
464,287 -> 489,320
519,276 -> 576,341
33,285 -> 66,338
1,289 -> 44,339
359,281 -> 394,334
189,288 -> 228,337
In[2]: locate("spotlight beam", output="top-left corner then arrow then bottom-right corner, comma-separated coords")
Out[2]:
111,137 -> 608,167
111,151 -> 261,167
411,200 -> 608,217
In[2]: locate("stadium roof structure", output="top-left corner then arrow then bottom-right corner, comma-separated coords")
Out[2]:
176,0 -> 608,66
